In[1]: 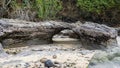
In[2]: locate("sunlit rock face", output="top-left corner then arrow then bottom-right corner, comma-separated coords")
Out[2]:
73,22 -> 118,49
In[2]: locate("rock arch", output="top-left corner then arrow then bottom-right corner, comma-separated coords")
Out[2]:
0,19 -> 73,47
0,19 -> 118,49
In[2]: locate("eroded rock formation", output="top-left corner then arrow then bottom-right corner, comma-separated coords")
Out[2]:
0,19 -> 118,49
88,46 -> 120,68
0,19 -> 71,46
73,22 -> 118,48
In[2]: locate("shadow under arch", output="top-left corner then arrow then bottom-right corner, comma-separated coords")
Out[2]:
52,29 -> 79,43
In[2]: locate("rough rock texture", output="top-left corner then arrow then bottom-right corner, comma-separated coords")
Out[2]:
0,19 -> 118,48
55,21 -> 82,38
88,36 -> 120,68
88,46 -> 120,68
0,19 -> 71,46
73,22 -> 118,48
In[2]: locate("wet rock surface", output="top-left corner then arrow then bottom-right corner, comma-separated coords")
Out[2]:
88,37 -> 120,68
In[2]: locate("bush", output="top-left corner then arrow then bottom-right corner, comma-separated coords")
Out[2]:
76,0 -> 120,26
35,0 -> 62,20
77,0 -> 120,13
4,0 -> 62,20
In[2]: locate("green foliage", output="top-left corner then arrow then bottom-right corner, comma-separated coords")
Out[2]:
77,0 -> 120,13
35,0 -> 62,20
9,0 -> 62,20
10,0 -> 19,9
10,0 -> 32,9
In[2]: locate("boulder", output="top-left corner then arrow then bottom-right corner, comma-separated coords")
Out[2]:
73,22 -> 118,48
0,19 -> 71,46
88,47 -> 120,68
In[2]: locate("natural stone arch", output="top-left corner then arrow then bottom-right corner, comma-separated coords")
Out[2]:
0,19 -> 73,47
0,19 -> 118,49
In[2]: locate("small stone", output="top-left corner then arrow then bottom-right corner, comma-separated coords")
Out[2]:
40,58 -> 47,63
44,60 -> 54,68
31,49 -> 43,51
54,64 -> 61,68
67,59 -> 70,61
13,52 -> 17,54
53,55 -> 57,59
71,48 -> 76,51
64,49 -> 68,51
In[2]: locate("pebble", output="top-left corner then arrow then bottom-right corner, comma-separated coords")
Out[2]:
53,55 -> 57,59
40,58 -> 47,63
72,48 -> 76,51
44,60 -> 54,68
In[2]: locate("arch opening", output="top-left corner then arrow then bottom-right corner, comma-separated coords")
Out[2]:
52,29 -> 80,44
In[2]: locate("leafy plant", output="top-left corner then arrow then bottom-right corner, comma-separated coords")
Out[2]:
35,0 -> 62,20
6,0 -> 62,20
